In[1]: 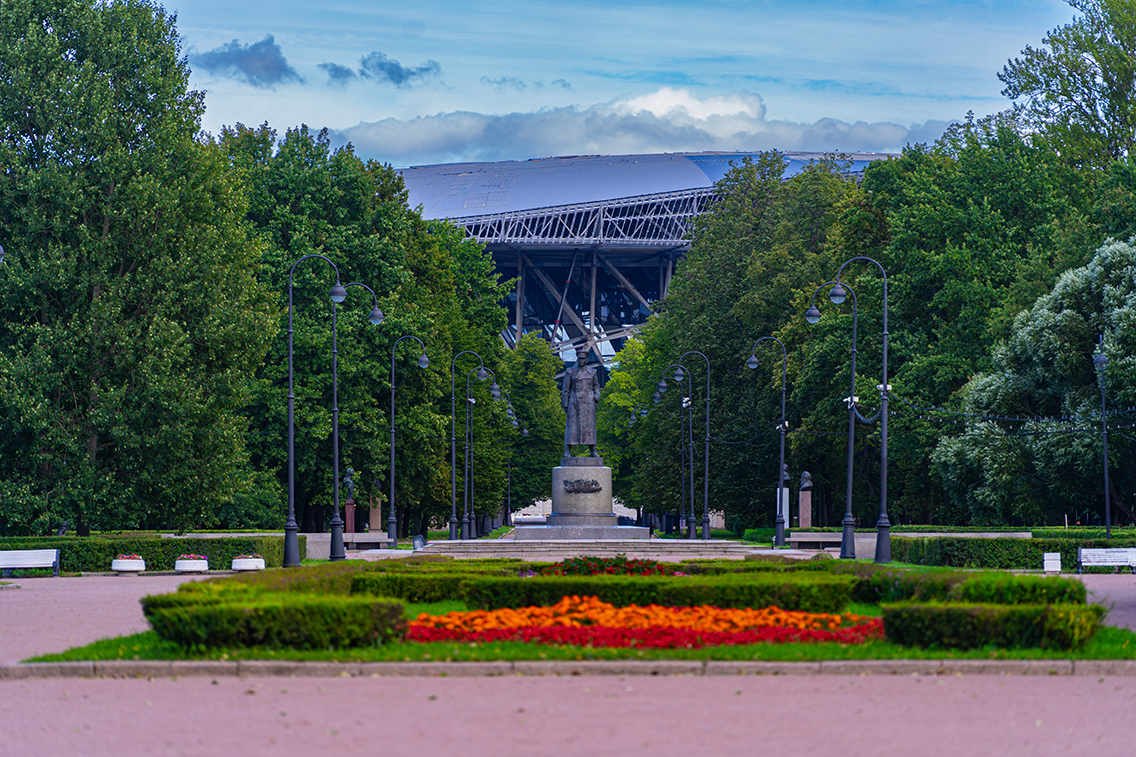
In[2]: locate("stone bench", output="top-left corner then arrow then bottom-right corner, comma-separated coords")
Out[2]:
0,548 -> 60,577
1076,547 -> 1136,574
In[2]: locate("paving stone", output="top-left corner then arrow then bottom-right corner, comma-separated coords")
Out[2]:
360,661 -> 512,677
706,661 -> 823,676
818,659 -> 945,676
937,659 -> 1073,676
0,662 -> 95,678
512,660 -> 703,676
1071,659 -> 1136,676
169,660 -> 242,678
236,661 -> 361,678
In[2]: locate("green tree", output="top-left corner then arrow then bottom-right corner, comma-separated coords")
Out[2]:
0,0 -> 276,534
999,0 -> 1136,170
932,238 -> 1136,526
500,332 -> 564,512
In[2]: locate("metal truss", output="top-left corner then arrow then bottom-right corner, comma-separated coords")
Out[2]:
457,187 -> 719,248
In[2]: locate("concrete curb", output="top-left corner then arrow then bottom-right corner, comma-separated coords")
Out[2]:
4,658 -> 1136,679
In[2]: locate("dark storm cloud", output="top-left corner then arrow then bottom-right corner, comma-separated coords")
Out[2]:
358,51 -> 441,88
319,62 -> 358,86
192,35 -> 303,88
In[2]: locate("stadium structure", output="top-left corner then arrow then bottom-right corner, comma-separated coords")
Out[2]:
400,151 -> 891,365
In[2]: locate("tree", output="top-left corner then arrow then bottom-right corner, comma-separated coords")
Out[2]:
999,0 -> 1136,169
0,0 -> 277,535
932,238 -> 1136,526
500,332 -> 564,512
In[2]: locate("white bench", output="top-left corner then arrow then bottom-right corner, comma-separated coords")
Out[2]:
0,548 -> 61,577
1076,547 -> 1136,574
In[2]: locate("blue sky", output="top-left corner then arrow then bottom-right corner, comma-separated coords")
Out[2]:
168,0 -> 1075,166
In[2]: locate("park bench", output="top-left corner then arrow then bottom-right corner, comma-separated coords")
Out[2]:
0,548 -> 61,577
1076,547 -> 1136,574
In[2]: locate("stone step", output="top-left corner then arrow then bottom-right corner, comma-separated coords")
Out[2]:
415,539 -> 759,561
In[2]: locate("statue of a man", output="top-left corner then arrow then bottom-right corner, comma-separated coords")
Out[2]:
343,468 -> 356,500
562,351 -> 602,457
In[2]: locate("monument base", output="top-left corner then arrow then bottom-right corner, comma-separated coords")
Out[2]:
514,525 -> 650,540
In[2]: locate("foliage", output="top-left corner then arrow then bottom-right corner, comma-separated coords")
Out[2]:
0,534 -> 300,570
882,602 -> 1105,650
931,239 -> 1136,526
499,332 -> 564,509
539,555 -> 672,576
999,0 -> 1136,170
0,0 -> 277,535
145,594 -> 407,650
890,535 -> 1136,570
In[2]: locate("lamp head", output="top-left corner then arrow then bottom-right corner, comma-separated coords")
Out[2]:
1094,352 -> 1109,370
0,244 -> 5,264
417,353 -> 429,369
511,419 -> 519,428
652,391 -> 662,404
330,282 -> 348,304
522,428 -> 529,437
476,366 -> 488,381
746,354 -> 759,370
805,305 -> 822,325
490,382 -> 501,400
673,367 -> 685,382
640,408 -> 648,417
656,379 -> 668,393
828,283 -> 847,305
368,306 -> 385,325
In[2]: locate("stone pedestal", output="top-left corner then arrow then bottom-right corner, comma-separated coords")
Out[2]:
515,457 -> 648,540
799,488 -> 812,528
345,499 -> 355,534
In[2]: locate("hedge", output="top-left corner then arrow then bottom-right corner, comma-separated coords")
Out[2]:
0,534 -> 303,572
882,603 -> 1105,650
145,595 -> 406,649
890,536 -> 1136,570
848,570 -> 1085,605
351,572 -> 857,613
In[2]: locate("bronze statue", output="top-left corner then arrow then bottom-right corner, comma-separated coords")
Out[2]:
562,351 -> 601,457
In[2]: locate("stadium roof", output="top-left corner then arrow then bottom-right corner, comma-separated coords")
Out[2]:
400,151 -> 892,220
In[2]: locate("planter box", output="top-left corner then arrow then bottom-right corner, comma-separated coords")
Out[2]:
231,557 -> 266,571
174,559 -> 209,573
111,558 -> 146,574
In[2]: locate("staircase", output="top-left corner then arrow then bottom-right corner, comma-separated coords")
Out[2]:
415,538 -> 760,562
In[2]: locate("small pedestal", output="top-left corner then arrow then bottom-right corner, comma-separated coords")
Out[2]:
515,457 -> 648,540
799,488 -> 812,529
345,499 -> 355,534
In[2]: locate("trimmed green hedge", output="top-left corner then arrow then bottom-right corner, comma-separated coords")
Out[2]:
890,536 -> 1136,570
848,570 -> 1085,605
145,594 -> 406,649
351,572 -> 856,613
882,603 -> 1105,650
0,534 -> 303,571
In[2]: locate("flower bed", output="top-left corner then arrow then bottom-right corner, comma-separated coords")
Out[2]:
539,555 -> 673,576
407,595 -> 883,648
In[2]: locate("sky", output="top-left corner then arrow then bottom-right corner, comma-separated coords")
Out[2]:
167,0 -> 1076,167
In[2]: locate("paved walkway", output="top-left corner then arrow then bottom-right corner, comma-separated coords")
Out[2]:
2,572 -> 1136,756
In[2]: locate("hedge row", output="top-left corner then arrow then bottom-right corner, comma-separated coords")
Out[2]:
0,535 -> 303,571
351,572 -> 857,613
849,570 -> 1085,606
145,595 -> 406,650
882,603 -> 1105,650
890,536 -> 1136,570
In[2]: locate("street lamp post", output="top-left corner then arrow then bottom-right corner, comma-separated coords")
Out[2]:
389,334 -> 429,547
285,256 -> 383,567
450,351 -> 487,540
678,351 -> 712,540
463,366 -> 501,539
806,281 -> 859,560
654,365 -> 693,537
747,337 -> 788,548
1095,335 -> 1111,539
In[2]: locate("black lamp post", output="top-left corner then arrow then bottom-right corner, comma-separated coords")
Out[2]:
806,280 -> 859,560
389,334 -> 429,547
450,351 -> 486,540
463,366 -> 501,539
809,254 -> 892,563
654,365 -> 694,537
1095,335 -> 1111,539
677,352 -> 713,540
284,256 -> 383,567
747,337 -> 788,548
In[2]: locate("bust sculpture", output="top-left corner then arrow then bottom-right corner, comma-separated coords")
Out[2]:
562,351 -> 602,457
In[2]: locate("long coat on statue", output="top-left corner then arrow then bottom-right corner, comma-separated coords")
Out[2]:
562,363 -> 601,446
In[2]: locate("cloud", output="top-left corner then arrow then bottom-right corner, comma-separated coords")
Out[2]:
358,51 -> 441,88
333,87 -> 950,166
191,35 -> 303,88
552,79 -> 574,91
319,62 -> 357,86
480,76 -> 526,92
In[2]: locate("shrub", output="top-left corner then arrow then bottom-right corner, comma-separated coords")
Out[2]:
890,536 -> 1136,571
882,603 -> 1105,650
848,569 -> 1086,605
540,555 -> 672,576
146,595 -> 406,649
0,534 -> 302,571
